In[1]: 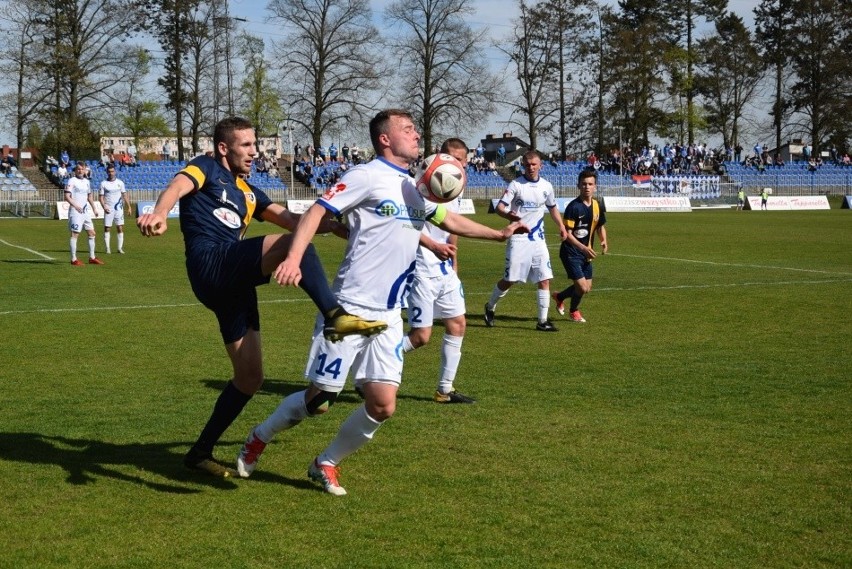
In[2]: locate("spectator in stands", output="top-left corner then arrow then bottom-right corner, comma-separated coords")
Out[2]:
842,153 -> 851,167
475,142 -> 484,158
65,162 -> 104,266
127,142 -> 137,162
497,144 -> 506,165
306,144 -> 314,161
807,157 -> 818,172
317,144 -> 327,162
255,153 -> 268,177
350,145 -> 360,164
293,142 -> 301,159
60,149 -> 70,167
802,142 -> 811,161
56,163 -> 69,181
753,142 -> 762,163
1,152 -> 15,176
734,144 -> 743,162
774,153 -> 784,167
341,143 -> 349,162
81,162 -> 93,180
329,143 -> 338,163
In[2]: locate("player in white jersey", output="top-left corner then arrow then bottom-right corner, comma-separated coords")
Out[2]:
99,165 -> 130,254
484,150 -> 567,331
236,109 -> 527,495
402,137 -> 475,403
65,162 -> 104,266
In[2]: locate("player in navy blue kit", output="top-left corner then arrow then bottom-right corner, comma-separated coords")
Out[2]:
553,169 -> 608,323
137,117 -> 386,477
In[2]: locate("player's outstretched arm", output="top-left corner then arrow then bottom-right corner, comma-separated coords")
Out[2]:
438,210 -> 528,241
137,175 -> 194,237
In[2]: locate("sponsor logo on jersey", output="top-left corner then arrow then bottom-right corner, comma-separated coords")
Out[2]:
374,200 -> 426,222
213,207 -> 242,229
575,229 -> 589,239
322,183 -> 347,201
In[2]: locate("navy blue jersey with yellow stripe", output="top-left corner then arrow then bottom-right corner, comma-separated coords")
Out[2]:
177,155 -> 272,252
562,196 -> 606,257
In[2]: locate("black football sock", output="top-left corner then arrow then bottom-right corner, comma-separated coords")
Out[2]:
297,243 -> 339,315
187,381 -> 252,461
569,288 -> 581,313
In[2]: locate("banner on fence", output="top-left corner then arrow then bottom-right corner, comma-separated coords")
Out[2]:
135,201 -> 179,218
55,201 -> 105,220
745,195 -> 830,210
651,175 -> 721,199
602,196 -> 691,212
286,200 -> 316,214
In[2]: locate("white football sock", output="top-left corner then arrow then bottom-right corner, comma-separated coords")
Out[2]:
87,236 -> 96,259
438,334 -> 463,394
70,237 -> 77,261
117,232 -> 124,251
402,336 -> 415,353
104,232 -> 110,252
255,389 -> 309,442
537,289 -> 551,322
317,405 -> 382,466
487,285 -> 508,310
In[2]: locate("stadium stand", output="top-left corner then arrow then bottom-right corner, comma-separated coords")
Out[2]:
723,161 -> 852,193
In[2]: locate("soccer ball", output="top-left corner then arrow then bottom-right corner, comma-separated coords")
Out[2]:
416,153 -> 467,203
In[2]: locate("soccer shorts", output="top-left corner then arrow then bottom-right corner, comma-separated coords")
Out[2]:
406,271 -> 465,328
305,302 -> 404,392
185,237 -> 270,345
559,243 -> 593,281
503,238 -> 553,283
68,209 -> 94,233
103,207 -> 124,228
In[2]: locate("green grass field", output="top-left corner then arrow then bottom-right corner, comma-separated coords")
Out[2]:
0,206 -> 849,568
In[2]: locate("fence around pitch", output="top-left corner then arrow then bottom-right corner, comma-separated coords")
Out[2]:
4,176 -> 850,218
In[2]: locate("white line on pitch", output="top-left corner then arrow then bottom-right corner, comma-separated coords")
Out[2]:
0,297 -> 310,317
0,238 -> 55,260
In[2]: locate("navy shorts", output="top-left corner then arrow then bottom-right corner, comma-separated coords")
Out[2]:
559,244 -> 593,282
186,237 -> 270,344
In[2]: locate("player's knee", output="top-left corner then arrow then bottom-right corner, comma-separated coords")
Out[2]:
365,399 -> 396,421
408,328 -> 431,348
306,389 -> 338,415
232,372 -> 264,395
445,317 -> 466,336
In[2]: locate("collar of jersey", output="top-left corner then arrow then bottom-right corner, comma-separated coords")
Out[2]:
377,157 -> 411,175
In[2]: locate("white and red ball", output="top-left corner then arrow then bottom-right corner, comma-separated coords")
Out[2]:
415,153 -> 467,203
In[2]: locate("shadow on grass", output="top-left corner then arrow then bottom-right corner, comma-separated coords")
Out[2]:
1,259 -> 58,264
200,377 -> 433,403
0,432 -> 244,493
466,313 -> 541,330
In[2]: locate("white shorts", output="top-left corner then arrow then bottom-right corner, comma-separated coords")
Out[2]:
103,208 -> 125,228
503,238 -> 553,283
407,271 -> 465,328
304,302 -> 404,392
68,209 -> 94,233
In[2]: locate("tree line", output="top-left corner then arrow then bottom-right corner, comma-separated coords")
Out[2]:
0,0 -> 849,163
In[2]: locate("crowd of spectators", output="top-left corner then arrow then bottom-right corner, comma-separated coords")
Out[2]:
1,151 -> 17,176
576,142 -> 725,177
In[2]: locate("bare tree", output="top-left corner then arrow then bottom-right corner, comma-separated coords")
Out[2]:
754,0 -> 795,153
385,0 -> 500,154
267,0 -> 383,150
497,1 -> 559,151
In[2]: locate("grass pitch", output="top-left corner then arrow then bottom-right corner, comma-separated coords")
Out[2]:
0,205 -> 849,568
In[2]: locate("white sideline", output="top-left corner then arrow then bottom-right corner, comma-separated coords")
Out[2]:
0,238 -> 55,261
